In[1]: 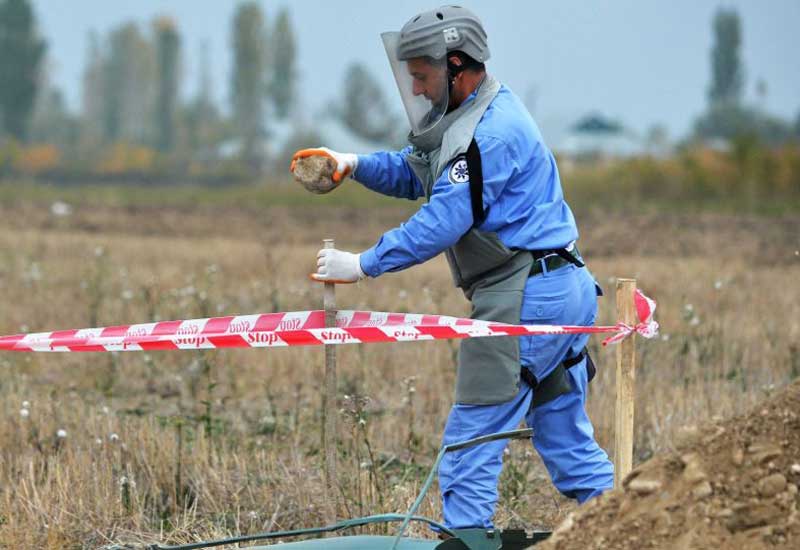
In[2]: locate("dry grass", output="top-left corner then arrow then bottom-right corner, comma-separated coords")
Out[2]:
0,189 -> 798,548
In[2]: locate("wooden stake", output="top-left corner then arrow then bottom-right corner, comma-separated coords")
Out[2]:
322,238 -> 338,524
614,278 -> 637,489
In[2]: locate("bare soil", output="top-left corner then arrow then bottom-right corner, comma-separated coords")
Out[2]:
543,380 -> 800,549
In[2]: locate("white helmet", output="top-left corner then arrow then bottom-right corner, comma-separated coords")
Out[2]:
382,6 -> 490,136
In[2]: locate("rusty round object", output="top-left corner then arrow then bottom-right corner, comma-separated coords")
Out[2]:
293,155 -> 339,194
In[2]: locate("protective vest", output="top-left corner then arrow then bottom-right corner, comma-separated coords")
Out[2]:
405,75 -> 533,405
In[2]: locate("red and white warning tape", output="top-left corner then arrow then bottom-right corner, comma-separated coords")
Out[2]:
0,291 -> 658,353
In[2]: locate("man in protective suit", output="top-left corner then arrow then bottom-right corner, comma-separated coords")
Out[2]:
291,5 -> 614,530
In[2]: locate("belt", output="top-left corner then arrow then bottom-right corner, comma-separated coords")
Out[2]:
529,245 -> 584,278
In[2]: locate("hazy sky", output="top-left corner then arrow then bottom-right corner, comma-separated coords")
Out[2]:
34,0 -> 800,143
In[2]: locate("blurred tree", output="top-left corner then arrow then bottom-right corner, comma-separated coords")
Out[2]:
338,62 -> 399,144
645,124 -> 670,156
231,1 -> 267,171
268,7 -> 297,120
30,87 -> 78,147
794,111 -> 800,139
153,17 -> 181,153
0,0 -> 47,141
755,78 -> 768,105
694,8 -> 792,146
184,41 -> 225,158
694,103 -> 791,146
80,30 -> 106,150
103,22 -> 155,144
708,8 -> 743,107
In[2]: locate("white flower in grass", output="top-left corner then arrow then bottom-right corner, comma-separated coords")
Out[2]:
94,246 -> 105,258
20,408 -> 30,418
119,476 -> 135,488
50,201 -> 73,217
95,438 -> 103,446
109,433 -> 120,442
25,263 -> 42,282
56,429 -> 67,439
248,510 -> 258,520
22,400 -> 30,409
690,316 -> 701,326
714,280 -> 723,290
121,289 -> 134,301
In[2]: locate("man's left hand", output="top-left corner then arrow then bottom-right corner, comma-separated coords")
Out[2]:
311,248 -> 366,283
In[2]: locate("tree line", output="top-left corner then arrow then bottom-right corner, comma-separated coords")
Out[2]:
0,0 -> 399,181
0,1 -> 798,183
693,8 -> 799,146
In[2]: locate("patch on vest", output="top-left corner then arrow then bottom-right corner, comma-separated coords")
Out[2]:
448,156 -> 469,184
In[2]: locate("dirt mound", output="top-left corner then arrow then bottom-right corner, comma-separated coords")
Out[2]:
543,380 -> 800,550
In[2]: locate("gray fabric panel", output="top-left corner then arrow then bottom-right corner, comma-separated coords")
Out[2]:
455,252 -> 533,404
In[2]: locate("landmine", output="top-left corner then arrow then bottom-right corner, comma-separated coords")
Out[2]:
293,155 -> 339,194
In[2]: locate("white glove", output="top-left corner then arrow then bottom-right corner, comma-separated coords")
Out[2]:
291,147 -> 358,183
311,248 -> 366,283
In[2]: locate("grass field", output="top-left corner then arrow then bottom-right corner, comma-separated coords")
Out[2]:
0,180 -> 798,548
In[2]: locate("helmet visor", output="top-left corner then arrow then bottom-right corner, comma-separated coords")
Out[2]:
381,31 -> 449,137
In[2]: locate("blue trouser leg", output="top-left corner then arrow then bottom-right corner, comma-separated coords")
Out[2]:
439,387 -> 532,529
527,358 -> 614,503
519,265 -> 613,502
438,365 -> 614,528
439,265 -> 614,528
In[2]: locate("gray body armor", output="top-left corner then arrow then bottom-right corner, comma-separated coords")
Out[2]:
405,76 -> 533,405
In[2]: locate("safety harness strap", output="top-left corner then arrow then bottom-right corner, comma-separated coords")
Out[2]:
522,348 -> 594,409
465,138 -> 486,227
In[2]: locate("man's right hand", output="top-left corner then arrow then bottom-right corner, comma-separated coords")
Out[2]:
290,147 -> 358,183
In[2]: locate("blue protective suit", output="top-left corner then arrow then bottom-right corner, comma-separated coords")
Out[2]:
352,83 -> 613,529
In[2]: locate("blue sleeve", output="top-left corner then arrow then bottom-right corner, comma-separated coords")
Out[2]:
359,136 -> 515,277
352,146 -> 424,200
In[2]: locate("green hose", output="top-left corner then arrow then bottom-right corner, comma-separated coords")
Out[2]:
149,513 -> 454,550
151,428 -> 534,550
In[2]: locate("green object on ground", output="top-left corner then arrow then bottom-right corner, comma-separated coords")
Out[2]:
244,535 -> 439,549
150,429 -> 551,550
